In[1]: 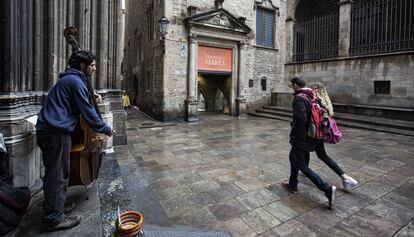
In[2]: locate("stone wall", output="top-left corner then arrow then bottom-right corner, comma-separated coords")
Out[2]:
285,53 -> 414,108
125,0 -> 286,120
124,0 -> 167,120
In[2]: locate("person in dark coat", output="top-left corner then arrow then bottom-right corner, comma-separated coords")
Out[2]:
280,76 -> 337,209
36,50 -> 113,231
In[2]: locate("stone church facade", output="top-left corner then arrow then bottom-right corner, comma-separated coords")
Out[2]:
0,0 -> 126,188
124,0 -> 413,122
124,0 -> 287,121
284,0 -> 414,108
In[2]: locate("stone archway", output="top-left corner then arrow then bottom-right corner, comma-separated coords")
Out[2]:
197,74 -> 231,113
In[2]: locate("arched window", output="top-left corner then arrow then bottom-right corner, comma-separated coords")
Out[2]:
293,0 -> 339,62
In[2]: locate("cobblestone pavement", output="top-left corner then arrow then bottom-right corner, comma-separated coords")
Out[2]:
96,110 -> 414,237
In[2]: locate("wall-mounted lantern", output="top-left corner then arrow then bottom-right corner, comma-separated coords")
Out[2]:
159,16 -> 170,41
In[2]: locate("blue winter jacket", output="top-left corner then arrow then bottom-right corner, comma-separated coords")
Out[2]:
36,68 -> 112,135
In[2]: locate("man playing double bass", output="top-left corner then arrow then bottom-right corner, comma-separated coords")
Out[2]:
36,50 -> 113,231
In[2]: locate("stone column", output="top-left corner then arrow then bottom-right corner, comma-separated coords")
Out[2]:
338,0 -> 353,57
285,17 -> 295,63
97,0 -> 109,89
185,34 -> 198,122
236,41 -> 246,116
34,0 -> 45,91
46,0 -> 59,88
0,0 -> 11,91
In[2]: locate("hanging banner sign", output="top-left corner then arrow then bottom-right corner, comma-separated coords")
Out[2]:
198,46 -> 232,72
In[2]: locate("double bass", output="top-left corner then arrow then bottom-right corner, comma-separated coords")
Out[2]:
63,26 -> 106,186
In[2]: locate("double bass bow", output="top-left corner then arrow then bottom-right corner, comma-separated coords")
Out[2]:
63,26 -> 106,186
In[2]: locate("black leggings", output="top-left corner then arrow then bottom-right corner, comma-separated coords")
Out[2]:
305,141 -> 344,176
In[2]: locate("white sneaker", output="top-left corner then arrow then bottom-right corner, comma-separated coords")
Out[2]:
342,176 -> 358,192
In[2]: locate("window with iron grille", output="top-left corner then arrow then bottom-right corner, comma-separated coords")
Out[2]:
350,0 -> 414,56
292,0 -> 339,62
293,13 -> 339,62
256,7 -> 275,48
374,81 -> 390,94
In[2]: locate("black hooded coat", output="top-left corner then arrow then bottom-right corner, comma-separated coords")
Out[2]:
289,88 -> 317,151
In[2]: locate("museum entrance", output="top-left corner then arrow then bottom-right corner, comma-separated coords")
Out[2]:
197,45 -> 233,115
197,73 -> 231,114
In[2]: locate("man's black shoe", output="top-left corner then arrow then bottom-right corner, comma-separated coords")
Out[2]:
280,181 -> 298,193
325,185 -> 337,210
44,215 -> 82,232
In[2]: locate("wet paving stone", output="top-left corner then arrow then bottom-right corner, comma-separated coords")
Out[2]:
375,172 -> 412,188
393,179 -> 414,201
160,196 -> 199,218
371,158 -> 405,172
171,207 -> 218,228
382,192 -> 414,212
334,191 -> 373,215
256,229 -> 280,237
215,217 -> 256,237
354,180 -> 396,200
240,207 -> 282,234
188,180 -> 221,193
155,185 -> 193,201
280,195 -> 318,214
272,219 -> 317,237
364,199 -> 414,226
263,201 -> 299,222
236,188 -> 280,210
92,111 -> 414,237
235,177 -> 270,192
208,199 -> 248,221
186,191 -> 217,208
296,206 -> 349,233
330,208 -> 400,237
394,220 -> 414,237
208,183 -> 245,202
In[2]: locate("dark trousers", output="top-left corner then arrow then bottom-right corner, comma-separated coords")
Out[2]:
304,142 -> 344,177
37,131 -> 71,224
289,146 -> 330,192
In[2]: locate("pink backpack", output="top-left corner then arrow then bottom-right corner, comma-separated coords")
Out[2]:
325,116 -> 342,144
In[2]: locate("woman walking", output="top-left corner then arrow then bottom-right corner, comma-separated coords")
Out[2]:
308,82 -> 358,192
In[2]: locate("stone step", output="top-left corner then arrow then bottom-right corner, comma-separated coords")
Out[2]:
256,108 -> 292,117
336,120 -> 414,137
262,105 -> 414,131
249,106 -> 414,137
333,103 -> 414,121
247,111 -> 291,122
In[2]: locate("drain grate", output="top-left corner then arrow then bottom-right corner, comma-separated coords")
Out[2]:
142,225 -> 232,237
